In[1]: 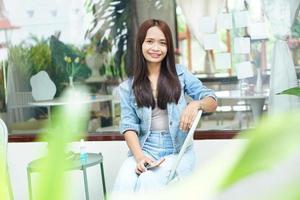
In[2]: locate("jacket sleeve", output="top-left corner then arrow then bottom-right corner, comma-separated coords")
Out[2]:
182,66 -> 217,101
118,81 -> 140,135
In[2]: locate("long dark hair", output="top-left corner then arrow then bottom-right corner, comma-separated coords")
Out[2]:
133,19 -> 181,109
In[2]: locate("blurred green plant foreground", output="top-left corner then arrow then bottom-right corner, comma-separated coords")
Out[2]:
1,89 -> 300,199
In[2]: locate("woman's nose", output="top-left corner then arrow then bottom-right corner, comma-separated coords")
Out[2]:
151,43 -> 159,51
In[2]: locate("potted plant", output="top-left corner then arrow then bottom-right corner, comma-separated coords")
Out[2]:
49,36 -> 91,95
8,36 -> 52,93
84,34 -> 112,82
63,56 -> 81,87
27,36 -> 51,75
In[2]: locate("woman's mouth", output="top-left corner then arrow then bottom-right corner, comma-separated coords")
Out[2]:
148,53 -> 161,58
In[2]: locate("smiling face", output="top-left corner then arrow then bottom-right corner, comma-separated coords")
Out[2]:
142,26 -> 168,65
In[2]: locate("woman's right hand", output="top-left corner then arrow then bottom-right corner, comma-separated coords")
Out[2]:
135,155 -> 154,175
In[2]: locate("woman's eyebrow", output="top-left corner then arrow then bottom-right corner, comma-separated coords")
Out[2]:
145,37 -> 166,41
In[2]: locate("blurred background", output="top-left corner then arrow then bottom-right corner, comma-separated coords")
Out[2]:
0,0 -> 299,134
1,1 -> 300,200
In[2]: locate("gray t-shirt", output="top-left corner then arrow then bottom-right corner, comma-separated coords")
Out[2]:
150,99 -> 169,131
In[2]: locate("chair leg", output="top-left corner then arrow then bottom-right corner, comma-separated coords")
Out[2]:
82,167 -> 90,200
27,169 -> 33,200
100,161 -> 107,200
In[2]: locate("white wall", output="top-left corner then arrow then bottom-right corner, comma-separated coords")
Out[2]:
7,139 -> 244,200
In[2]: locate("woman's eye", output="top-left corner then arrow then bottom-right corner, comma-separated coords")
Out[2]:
160,42 -> 167,45
146,40 -> 153,44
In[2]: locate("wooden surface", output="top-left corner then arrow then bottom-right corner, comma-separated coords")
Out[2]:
8,130 -> 239,142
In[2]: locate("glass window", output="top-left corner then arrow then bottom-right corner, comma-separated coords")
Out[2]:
1,0 -> 299,136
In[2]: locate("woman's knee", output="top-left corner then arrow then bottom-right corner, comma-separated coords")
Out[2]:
138,170 -> 155,181
135,170 -> 166,192
118,156 -> 136,172
113,157 -> 138,192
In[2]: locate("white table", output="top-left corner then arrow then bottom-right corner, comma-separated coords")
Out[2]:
215,90 -> 269,121
29,95 -> 113,121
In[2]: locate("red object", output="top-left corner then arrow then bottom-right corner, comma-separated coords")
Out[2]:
0,18 -> 19,30
174,48 -> 181,56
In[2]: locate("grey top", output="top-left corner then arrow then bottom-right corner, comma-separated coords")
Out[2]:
150,99 -> 169,131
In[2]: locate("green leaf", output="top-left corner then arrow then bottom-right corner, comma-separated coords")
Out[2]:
269,179 -> 300,200
219,111 -> 300,189
0,160 -> 9,199
277,87 -> 300,97
35,87 -> 90,200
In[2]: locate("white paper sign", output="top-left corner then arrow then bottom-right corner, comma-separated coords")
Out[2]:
203,34 -> 220,50
234,37 -> 250,54
217,13 -> 232,30
234,11 -> 249,28
199,16 -> 215,33
235,61 -> 254,79
248,22 -> 268,40
215,53 -> 231,69
30,71 -> 57,101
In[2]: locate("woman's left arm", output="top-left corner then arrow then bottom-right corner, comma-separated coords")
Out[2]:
179,66 -> 218,131
191,96 -> 217,113
180,97 -> 217,131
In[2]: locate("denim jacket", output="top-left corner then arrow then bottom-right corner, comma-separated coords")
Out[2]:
118,64 -> 216,153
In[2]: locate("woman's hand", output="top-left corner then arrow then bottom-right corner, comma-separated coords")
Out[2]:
135,155 -> 154,175
180,101 -> 202,132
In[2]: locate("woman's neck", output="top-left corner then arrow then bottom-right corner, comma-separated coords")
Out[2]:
147,62 -> 161,77
147,63 -> 161,95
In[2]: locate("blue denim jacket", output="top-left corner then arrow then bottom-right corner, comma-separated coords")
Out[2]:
118,64 -> 216,153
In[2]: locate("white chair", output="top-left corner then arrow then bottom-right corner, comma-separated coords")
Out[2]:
167,110 -> 203,183
0,118 -> 14,199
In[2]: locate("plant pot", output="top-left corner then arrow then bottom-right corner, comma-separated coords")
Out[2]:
69,76 -> 74,87
85,53 -> 107,81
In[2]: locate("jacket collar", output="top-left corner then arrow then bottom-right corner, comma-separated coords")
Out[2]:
175,64 -> 184,76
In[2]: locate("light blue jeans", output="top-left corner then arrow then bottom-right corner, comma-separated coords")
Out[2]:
112,130 -> 196,195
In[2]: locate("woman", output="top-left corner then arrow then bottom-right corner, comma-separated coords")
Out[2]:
113,19 -> 217,193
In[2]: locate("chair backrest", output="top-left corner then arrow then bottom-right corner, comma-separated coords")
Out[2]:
6,91 -> 35,123
0,118 -> 14,200
167,110 -> 203,183
0,118 -> 8,161
7,92 -> 34,109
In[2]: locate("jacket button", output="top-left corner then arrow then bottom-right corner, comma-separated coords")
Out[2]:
169,121 -> 173,126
